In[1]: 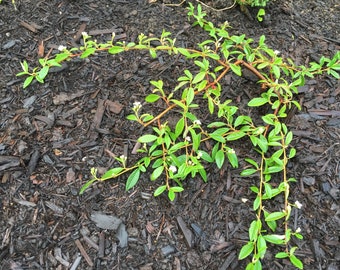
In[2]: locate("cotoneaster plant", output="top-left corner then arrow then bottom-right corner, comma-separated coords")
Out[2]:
16,3 -> 339,269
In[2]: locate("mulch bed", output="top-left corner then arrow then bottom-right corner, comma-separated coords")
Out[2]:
0,0 -> 339,269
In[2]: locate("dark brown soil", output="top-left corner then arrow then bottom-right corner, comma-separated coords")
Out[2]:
0,0 -> 339,269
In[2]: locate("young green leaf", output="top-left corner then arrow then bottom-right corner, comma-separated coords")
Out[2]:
263,234 -> 285,245
249,220 -> 260,241
23,76 -> 34,89
126,168 -> 141,190
150,166 -> 164,181
154,185 -> 167,197
108,46 -> 125,54
289,255 -> 303,269
79,178 -> 97,195
241,168 -> 258,176
215,149 -> 225,169
138,134 -> 158,143
238,242 -> 254,260
248,97 -> 268,107
275,252 -> 289,259
226,131 -> 246,141
101,167 -> 124,180
167,189 -> 175,201
229,63 -> 242,76
265,211 -> 286,222
81,47 -> 96,58
145,94 -> 160,103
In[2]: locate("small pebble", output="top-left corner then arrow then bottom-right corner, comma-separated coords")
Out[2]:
161,245 -> 175,256
302,176 -> 315,186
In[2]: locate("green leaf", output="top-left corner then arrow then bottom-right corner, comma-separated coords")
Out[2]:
170,186 -> 184,193
198,168 -> 207,182
263,234 -> 285,245
150,166 -> 164,181
192,71 -> 206,84
215,149 -> 225,169
38,66 -> 49,80
138,134 -> 158,143
186,87 -> 195,105
79,178 -> 97,195
80,47 -> 96,58
209,134 -> 226,143
171,99 -> 187,110
226,131 -> 246,141
200,151 -> 213,162
207,53 -> 220,60
145,94 -> 160,103
257,234 -> 267,259
20,60 -> 29,72
126,114 -> 138,121
101,167 -> 124,180
275,252 -> 289,259
257,8 -> 265,22
248,97 -> 268,107
208,98 -> 214,114
207,121 -> 227,128
238,242 -> 254,260
264,183 -> 273,198
250,186 -> 259,193
249,220 -> 260,241
271,65 -> 280,78
227,150 -> 238,168
126,168 -> 140,190
229,63 -> 242,76
141,114 -> 154,122
285,131 -> 293,145
266,166 -> 283,174
289,148 -> 296,158
178,48 -> 191,58
241,168 -> 258,176
190,129 -> 201,152
168,189 -> 175,201
23,76 -> 34,88
265,211 -> 286,221
149,49 -> 157,58
175,118 -> 185,137
246,262 -> 254,270
245,158 -> 259,169
108,46 -> 125,54
290,255 -> 303,269
154,185 -> 167,197
253,195 -> 261,210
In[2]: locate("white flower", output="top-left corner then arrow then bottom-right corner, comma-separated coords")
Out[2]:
197,151 -> 202,159
119,155 -> 127,161
185,136 -> 191,142
58,45 -> 67,51
133,101 -> 142,110
295,201 -> 302,209
169,165 -> 177,173
228,148 -> 235,154
255,126 -> 265,135
295,227 -> 301,233
193,119 -> 201,125
274,50 -> 281,55
241,198 -> 248,203
82,32 -> 88,37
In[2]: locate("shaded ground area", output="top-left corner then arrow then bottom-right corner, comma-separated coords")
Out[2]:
0,0 -> 339,269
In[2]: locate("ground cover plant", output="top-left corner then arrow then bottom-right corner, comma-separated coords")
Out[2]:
16,3 -> 339,269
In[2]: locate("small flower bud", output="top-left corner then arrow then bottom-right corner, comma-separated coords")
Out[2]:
295,201 -> 302,209
169,165 -> 177,173
58,45 -> 67,51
